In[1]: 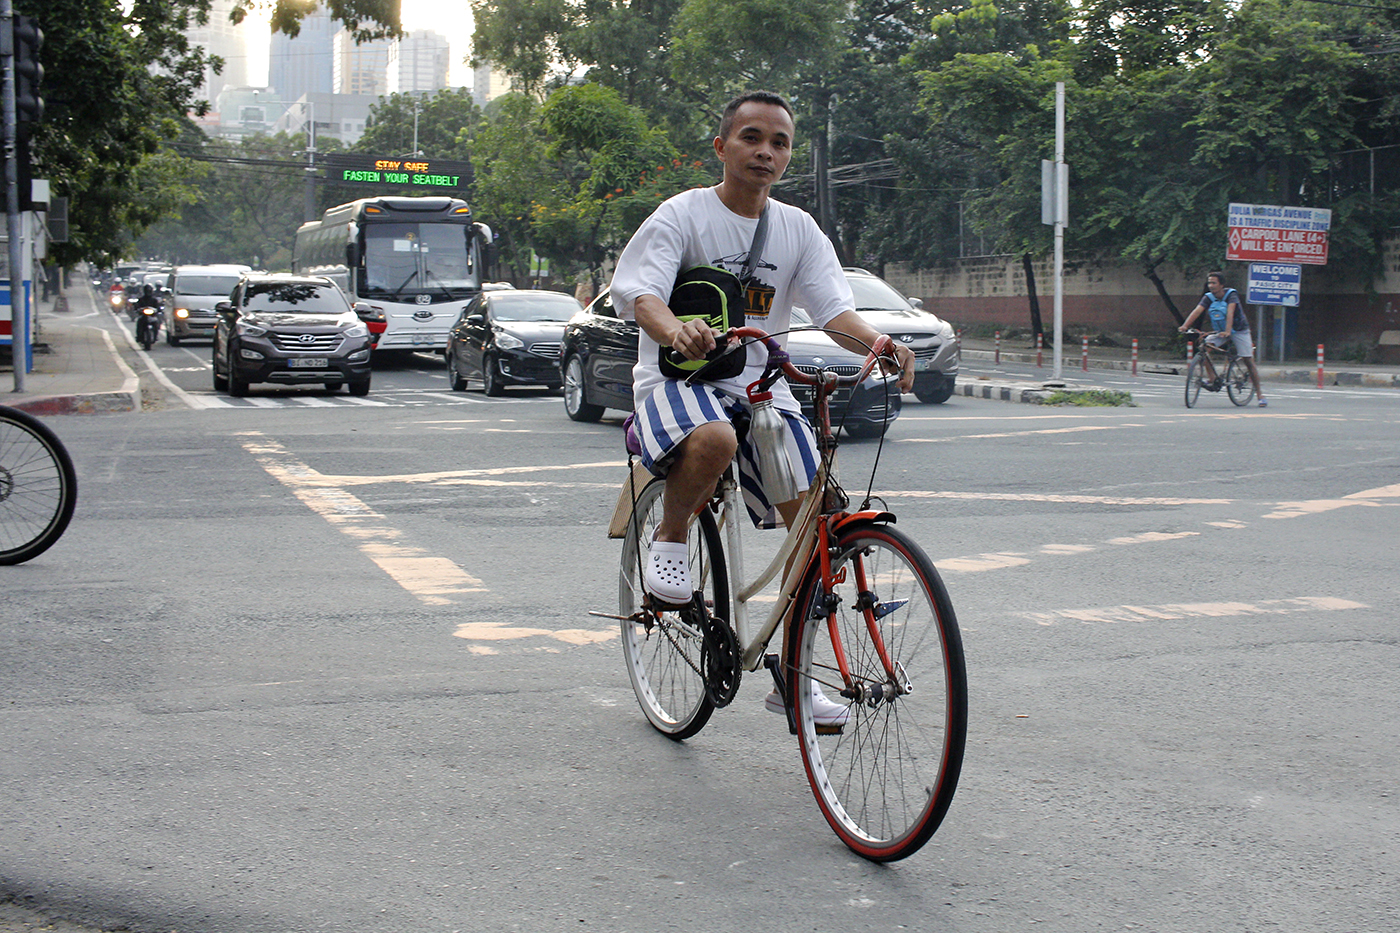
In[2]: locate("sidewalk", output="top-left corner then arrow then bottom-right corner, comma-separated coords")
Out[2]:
0,279 -> 140,416
958,334 -> 1400,387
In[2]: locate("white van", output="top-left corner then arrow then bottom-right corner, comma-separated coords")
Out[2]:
163,264 -> 252,345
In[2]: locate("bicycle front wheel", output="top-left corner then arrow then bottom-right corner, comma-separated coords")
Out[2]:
1184,353 -> 1205,408
1226,357 -> 1255,406
0,407 -> 78,565
618,476 -> 728,740
790,522 -> 967,861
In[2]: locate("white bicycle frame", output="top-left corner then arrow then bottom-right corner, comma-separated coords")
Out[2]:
717,460 -> 833,672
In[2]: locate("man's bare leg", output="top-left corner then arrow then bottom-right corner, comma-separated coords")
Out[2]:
655,421 -> 737,543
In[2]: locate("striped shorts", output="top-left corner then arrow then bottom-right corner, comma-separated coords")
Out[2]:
634,380 -> 821,529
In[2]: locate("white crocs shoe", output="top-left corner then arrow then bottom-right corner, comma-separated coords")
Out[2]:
644,538 -> 692,604
765,682 -> 851,727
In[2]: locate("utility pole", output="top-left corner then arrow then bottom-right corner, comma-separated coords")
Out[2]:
2,0 -> 26,391
303,100 -> 317,223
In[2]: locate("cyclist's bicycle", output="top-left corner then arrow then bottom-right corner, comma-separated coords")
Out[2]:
593,327 -> 967,862
0,405 -> 78,564
1184,329 -> 1255,408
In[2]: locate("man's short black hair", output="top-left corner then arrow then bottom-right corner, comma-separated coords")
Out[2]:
718,91 -> 794,140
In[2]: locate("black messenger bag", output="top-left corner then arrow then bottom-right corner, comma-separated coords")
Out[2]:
659,205 -> 770,381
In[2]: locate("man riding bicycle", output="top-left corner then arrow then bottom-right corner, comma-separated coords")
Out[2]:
1179,272 -> 1267,407
609,90 -> 915,724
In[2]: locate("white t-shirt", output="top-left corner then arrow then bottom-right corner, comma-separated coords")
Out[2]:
610,186 -> 854,408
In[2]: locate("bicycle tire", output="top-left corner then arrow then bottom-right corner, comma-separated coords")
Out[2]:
789,522 -> 967,861
1184,353 -> 1205,408
619,477 -> 727,740
1226,357 -> 1255,406
0,407 -> 78,565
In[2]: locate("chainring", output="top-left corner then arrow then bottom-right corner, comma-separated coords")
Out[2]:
699,607 -> 742,708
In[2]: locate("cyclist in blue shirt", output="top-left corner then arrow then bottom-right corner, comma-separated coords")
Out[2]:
1179,272 -> 1267,407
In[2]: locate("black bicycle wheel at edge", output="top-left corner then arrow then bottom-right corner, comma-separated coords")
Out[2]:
1226,357 -> 1256,406
618,477 -> 727,740
0,406 -> 78,565
1185,353 -> 1205,408
789,522 -> 967,861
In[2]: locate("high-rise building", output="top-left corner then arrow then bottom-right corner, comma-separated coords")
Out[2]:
269,8 -> 334,103
387,30 -> 452,95
186,0 -> 251,105
472,63 -> 514,108
332,29 -> 390,98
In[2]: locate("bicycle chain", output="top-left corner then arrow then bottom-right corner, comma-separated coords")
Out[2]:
650,598 -> 742,708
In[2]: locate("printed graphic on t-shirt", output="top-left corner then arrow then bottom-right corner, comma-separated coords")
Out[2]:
746,279 -> 775,318
713,250 -> 779,319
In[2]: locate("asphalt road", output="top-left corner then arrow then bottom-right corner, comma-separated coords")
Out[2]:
3,345 -> 1397,932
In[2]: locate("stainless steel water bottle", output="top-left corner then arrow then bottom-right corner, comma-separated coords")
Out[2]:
748,390 -> 800,504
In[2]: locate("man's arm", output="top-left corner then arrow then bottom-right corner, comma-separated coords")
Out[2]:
822,309 -> 916,393
1224,299 -> 1240,332
1179,303 -> 1207,332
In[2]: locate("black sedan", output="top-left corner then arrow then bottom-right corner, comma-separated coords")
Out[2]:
561,288 -> 901,438
445,290 -> 581,396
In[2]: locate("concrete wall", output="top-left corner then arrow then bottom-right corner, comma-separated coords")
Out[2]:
882,241 -> 1400,354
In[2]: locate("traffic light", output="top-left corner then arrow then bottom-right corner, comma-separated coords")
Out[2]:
13,14 -> 43,125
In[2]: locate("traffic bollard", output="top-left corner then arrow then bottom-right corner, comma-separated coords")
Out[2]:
994,330 -> 1001,366
1317,344 -> 1325,388
1081,336 -> 1089,372
1037,332 -> 1043,368
1131,338 -> 1139,376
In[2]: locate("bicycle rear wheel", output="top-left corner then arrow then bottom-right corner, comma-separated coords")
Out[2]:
1184,353 -> 1205,408
789,522 -> 967,861
619,477 -> 727,740
1226,357 -> 1255,406
0,407 -> 78,565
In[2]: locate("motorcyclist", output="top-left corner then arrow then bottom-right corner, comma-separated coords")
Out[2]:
132,285 -> 163,341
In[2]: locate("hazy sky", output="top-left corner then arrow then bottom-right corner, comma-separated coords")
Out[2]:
245,2 -> 476,89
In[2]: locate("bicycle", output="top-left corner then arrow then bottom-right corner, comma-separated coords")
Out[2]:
593,327 -> 967,862
0,405 -> 79,564
1184,329 -> 1255,408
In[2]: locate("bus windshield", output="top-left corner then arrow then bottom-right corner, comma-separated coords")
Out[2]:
361,223 -> 476,301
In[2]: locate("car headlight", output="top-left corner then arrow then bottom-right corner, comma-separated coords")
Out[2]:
494,332 -> 524,350
174,308 -> 190,320
343,323 -> 369,339
236,321 -> 268,338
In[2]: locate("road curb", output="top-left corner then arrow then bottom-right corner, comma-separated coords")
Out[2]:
959,347 -> 1399,388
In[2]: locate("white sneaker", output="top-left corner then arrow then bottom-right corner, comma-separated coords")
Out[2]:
765,683 -> 851,727
644,538 -> 692,604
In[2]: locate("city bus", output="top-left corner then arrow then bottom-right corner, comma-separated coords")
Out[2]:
293,196 -> 493,354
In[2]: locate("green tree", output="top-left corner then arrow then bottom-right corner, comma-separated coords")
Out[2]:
354,89 -> 481,161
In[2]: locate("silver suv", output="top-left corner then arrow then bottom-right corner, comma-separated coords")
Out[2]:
163,264 -> 251,344
844,268 -> 960,404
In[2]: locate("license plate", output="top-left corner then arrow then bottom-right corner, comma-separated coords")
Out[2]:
915,358 -> 934,372
288,358 -> 328,368
412,334 -> 433,345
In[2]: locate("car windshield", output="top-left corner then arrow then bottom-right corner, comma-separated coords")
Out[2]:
849,276 -> 913,312
243,283 -> 347,314
490,293 -> 579,322
179,275 -> 241,296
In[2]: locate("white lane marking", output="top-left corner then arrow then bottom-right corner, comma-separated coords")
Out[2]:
1107,531 -> 1200,545
1021,597 -> 1367,627
899,425 -> 1128,442
892,490 -> 1231,506
240,434 -> 487,604
940,553 -> 1032,573
1263,481 -> 1400,519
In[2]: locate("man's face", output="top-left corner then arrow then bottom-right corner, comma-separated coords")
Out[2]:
1207,276 -> 1224,297
714,102 -> 795,190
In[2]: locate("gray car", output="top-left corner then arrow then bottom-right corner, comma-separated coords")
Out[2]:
163,264 -> 251,345
842,268 -> 960,404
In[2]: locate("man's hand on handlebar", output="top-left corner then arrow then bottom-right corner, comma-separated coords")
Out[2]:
873,336 -> 917,393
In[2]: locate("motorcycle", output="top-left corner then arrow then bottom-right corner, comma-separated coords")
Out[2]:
108,289 -> 127,315
134,304 -> 162,350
